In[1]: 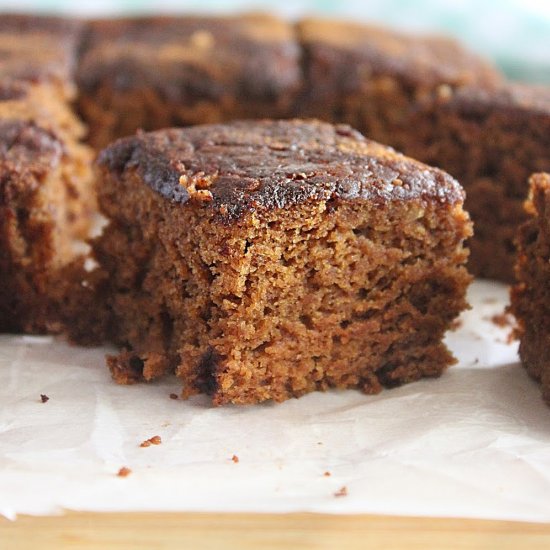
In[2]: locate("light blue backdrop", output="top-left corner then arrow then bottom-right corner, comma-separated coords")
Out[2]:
0,0 -> 548,82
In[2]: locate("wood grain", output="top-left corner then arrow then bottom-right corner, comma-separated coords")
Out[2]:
3,513 -> 550,549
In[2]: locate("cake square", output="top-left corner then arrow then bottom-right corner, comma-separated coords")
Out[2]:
93,119 -> 472,405
401,84 -> 550,281
511,173 -> 550,404
296,18 -> 501,136
0,16 -> 94,333
297,18 -> 549,281
0,119 -> 94,333
77,15 -> 302,148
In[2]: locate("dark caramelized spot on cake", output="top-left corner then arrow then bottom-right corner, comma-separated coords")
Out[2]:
128,355 -> 145,376
98,119 -> 465,223
375,363 -> 403,389
194,347 -> 220,395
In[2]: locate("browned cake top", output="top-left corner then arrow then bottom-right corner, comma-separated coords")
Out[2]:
0,119 -> 62,189
78,15 -> 301,102
442,83 -> 550,119
98,119 -> 464,222
0,14 -> 82,85
298,18 -> 501,92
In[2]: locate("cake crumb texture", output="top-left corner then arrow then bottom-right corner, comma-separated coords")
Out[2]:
94,119 -> 471,405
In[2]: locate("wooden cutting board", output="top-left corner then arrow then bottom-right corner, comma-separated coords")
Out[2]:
3,512 -> 550,549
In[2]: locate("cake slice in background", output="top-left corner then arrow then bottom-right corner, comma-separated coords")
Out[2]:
77,15 -> 302,148
0,120 -> 93,333
296,17 -> 502,131
93,119 -> 472,405
397,84 -> 550,282
511,173 -> 550,404
0,15 -> 86,141
297,19 -> 550,282
0,15 -> 95,333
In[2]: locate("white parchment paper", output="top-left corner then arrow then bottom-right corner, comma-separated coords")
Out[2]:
1,280 -> 549,521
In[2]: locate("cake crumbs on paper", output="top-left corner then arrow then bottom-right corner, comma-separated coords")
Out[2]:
489,312 -> 514,328
231,454 -> 239,463
449,318 -> 463,331
169,393 -> 178,400
323,471 -> 331,477
140,435 -> 162,448
117,467 -> 132,477
334,486 -> 348,497
40,394 -> 49,403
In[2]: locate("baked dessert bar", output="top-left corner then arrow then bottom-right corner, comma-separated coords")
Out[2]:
77,15 -> 302,148
94,119 -> 472,405
0,120 -> 93,333
296,17 -> 501,133
0,14 -> 86,140
511,173 -> 550,404
298,18 -> 540,281
399,84 -> 550,282
0,15 -> 94,333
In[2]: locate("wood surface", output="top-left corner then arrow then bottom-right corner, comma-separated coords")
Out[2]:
3,512 -> 550,549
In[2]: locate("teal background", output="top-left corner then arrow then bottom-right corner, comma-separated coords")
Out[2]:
0,0 -> 548,82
